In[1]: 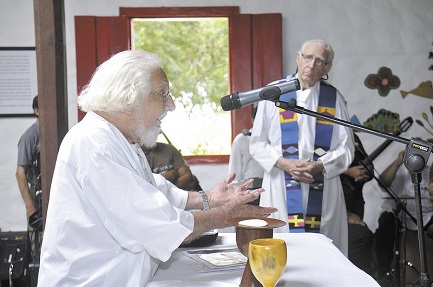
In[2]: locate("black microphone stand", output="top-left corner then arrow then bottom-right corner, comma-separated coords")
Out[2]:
359,160 -> 420,286
274,98 -> 432,287
356,159 -> 418,226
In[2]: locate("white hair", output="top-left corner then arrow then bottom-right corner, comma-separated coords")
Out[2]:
300,39 -> 334,64
77,50 -> 163,113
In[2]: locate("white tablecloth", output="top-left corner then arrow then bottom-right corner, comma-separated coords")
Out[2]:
147,232 -> 379,287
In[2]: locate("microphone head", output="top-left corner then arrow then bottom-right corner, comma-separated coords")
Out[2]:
220,93 -> 240,111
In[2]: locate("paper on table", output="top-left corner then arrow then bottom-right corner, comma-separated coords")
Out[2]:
197,251 -> 247,266
182,247 -> 246,273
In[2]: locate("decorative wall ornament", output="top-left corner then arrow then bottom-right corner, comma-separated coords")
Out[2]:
416,106 -> 433,136
364,67 -> 401,97
401,80 -> 433,99
362,108 -> 400,133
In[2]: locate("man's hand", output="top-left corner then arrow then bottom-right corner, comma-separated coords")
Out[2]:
345,165 -> 371,182
221,201 -> 277,220
16,165 -> 37,219
26,204 -> 37,220
185,173 -> 277,242
207,173 -> 264,208
347,212 -> 367,227
276,157 -> 323,183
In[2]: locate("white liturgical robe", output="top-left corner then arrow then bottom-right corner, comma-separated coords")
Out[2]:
250,77 -> 354,256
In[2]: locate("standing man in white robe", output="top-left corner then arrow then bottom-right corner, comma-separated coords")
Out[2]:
250,39 -> 354,256
37,50 -> 277,286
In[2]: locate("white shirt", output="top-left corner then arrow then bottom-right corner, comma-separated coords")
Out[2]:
38,112 -> 194,287
250,77 -> 354,256
228,130 -> 265,181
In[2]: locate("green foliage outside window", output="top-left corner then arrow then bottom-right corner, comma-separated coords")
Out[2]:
132,18 -> 231,156
133,18 -> 229,114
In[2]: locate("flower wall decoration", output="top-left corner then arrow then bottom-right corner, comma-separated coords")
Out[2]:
364,67 -> 401,97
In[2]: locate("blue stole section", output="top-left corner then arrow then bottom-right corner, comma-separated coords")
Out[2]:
280,80 -> 337,233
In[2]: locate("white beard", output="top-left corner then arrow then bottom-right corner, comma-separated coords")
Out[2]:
138,124 -> 160,148
133,104 -> 164,148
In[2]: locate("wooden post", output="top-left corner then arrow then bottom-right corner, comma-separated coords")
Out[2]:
33,0 -> 68,227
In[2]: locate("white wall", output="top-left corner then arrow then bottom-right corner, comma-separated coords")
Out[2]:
1,0 -> 433,232
0,0 -> 37,231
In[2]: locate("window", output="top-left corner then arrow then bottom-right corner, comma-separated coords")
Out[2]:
131,17 -> 231,156
74,7 -> 283,163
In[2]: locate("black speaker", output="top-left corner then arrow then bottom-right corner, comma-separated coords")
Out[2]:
0,232 -> 31,287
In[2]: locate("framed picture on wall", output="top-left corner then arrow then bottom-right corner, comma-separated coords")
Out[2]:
0,47 -> 38,117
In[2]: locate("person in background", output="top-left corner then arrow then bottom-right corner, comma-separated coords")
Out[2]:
374,150 -> 433,285
228,106 -> 265,184
37,50 -> 277,286
250,39 -> 354,256
340,125 -> 373,219
340,131 -> 376,277
16,95 -> 41,220
143,142 -> 202,191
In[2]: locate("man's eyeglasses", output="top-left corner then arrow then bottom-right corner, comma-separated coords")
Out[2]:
155,91 -> 172,103
300,53 -> 329,67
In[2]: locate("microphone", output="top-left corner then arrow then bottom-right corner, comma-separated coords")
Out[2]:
220,78 -> 300,111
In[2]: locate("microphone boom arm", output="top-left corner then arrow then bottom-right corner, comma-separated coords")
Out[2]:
277,99 -> 410,145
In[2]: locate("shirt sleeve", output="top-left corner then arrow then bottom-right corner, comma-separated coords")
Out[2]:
250,100 -> 284,173
17,122 -> 39,166
154,173 -> 189,209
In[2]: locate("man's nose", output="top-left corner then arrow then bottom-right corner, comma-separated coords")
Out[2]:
165,94 -> 176,112
307,59 -> 317,68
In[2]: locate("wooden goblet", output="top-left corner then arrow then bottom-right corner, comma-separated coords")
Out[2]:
226,217 -> 286,287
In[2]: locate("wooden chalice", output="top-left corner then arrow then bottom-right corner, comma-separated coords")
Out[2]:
226,217 -> 286,287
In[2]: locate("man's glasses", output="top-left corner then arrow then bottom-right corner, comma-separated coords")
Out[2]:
300,53 -> 329,67
155,91 -> 172,103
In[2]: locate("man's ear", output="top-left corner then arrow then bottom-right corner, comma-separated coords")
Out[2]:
34,108 -> 39,117
296,53 -> 302,67
325,63 -> 332,74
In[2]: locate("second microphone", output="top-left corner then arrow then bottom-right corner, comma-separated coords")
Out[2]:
220,78 -> 300,111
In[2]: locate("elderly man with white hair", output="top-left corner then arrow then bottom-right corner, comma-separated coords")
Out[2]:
250,39 -> 354,256
38,50 -> 276,286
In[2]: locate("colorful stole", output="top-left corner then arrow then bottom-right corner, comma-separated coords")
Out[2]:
279,80 -> 336,233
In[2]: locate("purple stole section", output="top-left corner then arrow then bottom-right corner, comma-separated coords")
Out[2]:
280,80 -> 336,233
